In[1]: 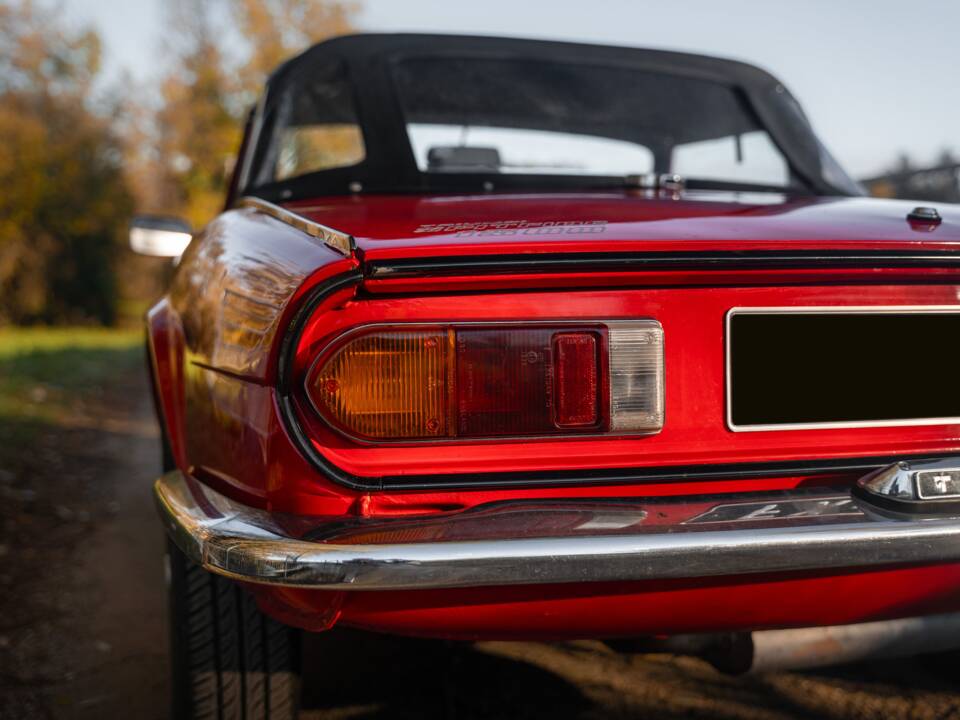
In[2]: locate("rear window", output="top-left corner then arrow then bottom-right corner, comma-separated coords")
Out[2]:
673,130 -> 789,186
275,124 -> 365,180
391,56 -> 793,186
258,60 -> 366,183
407,125 -> 654,176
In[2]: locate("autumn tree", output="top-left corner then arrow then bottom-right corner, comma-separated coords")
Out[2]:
231,0 -> 356,99
0,0 -> 132,325
149,0 -> 358,227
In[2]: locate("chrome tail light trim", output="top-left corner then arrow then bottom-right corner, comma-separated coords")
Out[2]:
239,196 -> 355,256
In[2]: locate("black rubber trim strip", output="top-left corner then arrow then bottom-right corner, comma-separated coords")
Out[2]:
852,483 -> 960,517
277,271 -> 954,491
276,270 -> 363,393
374,453 -> 951,492
366,249 -> 960,279
275,269 -> 373,490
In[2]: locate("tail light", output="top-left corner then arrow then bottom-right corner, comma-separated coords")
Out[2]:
302,322 -> 663,443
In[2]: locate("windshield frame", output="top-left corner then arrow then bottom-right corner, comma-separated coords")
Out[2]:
239,34 -> 862,203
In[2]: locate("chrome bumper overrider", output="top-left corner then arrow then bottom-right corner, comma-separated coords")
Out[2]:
155,469 -> 960,590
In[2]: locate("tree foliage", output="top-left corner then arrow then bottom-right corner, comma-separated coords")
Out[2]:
0,0 -> 131,325
150,0 -> 358,227
154,3 -> 241,227
231,0 -> 355,99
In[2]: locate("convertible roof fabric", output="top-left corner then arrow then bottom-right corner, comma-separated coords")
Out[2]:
242,34 -> 853,199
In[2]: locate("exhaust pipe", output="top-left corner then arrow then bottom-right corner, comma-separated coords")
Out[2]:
747,612 -> 960,673
606,611 -> 960,673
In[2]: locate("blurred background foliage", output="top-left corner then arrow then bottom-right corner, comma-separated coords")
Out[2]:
0,1 -> 130,325
0,0 -> 357,327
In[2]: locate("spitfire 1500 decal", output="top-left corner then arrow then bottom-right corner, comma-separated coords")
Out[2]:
414,220 -> 608,236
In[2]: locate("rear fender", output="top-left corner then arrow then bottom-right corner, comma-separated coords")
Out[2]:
146,298 -> 188,470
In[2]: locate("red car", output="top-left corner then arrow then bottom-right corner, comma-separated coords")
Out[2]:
134,34 -> 960,719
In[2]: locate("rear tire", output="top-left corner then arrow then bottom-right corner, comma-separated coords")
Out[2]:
167,539 -> 300,719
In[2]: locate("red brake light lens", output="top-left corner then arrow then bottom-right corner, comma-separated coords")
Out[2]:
304,322 -> 662,442
455,327 -> 591,437
554,332 -> 600,427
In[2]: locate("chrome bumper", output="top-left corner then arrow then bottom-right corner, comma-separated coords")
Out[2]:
155,470 -> 960,591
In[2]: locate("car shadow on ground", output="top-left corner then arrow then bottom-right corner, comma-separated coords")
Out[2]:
302,630 -> 594,720
301,629 -> 960,720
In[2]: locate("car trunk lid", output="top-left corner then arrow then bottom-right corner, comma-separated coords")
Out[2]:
286,190 -> 960,269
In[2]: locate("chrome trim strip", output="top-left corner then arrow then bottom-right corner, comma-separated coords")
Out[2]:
156,470 -> 960,591
239,196 -> 355,256
725,306 -> 960,432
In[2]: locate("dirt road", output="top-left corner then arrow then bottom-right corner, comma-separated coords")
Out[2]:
4,357 -> 960,719
0,348 -> 168,719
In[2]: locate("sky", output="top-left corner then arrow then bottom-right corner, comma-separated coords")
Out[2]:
63,0 -> 960,179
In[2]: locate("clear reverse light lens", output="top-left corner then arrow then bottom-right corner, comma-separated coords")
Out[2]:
608,321 -> 664,432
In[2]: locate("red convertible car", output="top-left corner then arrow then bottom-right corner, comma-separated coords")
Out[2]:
134,34 -> 960,718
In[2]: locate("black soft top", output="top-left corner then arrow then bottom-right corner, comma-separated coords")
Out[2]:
238,33 -> 858,200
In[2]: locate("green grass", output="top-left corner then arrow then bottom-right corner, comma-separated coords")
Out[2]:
0,327 -> 142,355
0,327 -> 144,427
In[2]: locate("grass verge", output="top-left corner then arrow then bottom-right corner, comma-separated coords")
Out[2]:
0,326 -> 144,431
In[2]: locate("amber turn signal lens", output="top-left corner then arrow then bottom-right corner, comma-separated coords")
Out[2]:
307,329 -> 455,439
